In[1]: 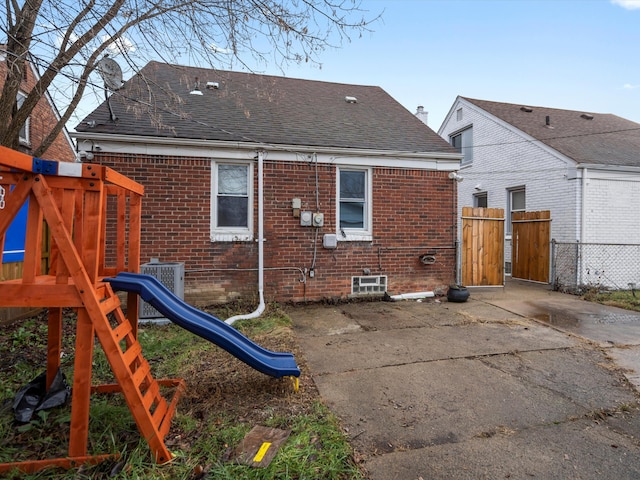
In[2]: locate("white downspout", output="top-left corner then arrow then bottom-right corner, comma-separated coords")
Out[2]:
578,167 -> 587,286
225,150 -> 266,325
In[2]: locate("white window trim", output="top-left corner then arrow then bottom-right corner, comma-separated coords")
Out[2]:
17,91 -> 30,146
336,166 -> 373,242
506,187 -> 525,239
210,160 -> 253,242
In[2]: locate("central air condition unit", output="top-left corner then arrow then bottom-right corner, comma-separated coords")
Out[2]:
139,261 -> 185,319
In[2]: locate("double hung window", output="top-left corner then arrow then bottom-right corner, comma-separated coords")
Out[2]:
507,187 -> 525,237
17,92 -> 30,146
211,162 -> 253,241
337,167 -> 372,241
450,127 -> 473,166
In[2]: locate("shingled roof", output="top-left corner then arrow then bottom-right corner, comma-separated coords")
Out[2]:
462,97 -> 640,167
76,61 -> 456,154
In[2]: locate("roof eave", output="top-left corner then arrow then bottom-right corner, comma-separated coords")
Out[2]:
71,132 -> 463,169
576,163 -> 640,173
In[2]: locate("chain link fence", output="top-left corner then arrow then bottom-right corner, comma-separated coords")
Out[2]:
551,240 -> 640,293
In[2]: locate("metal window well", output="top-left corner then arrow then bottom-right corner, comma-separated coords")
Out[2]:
138,261 -> 185,320
352,275 -> 387,295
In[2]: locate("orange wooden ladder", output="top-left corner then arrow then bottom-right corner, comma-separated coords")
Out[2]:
0,146 -> 184,474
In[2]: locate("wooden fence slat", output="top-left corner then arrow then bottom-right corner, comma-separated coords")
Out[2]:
461,207 -> 504,286
511,210 -> 550,282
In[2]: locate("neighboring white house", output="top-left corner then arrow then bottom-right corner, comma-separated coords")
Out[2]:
438,96 -> 640,290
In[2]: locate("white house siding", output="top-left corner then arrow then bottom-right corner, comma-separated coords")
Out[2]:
439,99 -> 580,276
579,169 -> 640,288
582,170 -> 640,243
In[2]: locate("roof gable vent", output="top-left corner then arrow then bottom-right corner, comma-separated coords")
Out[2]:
345,96 -> 358,104
580,113 -> 594,120
520,106 -> 533,112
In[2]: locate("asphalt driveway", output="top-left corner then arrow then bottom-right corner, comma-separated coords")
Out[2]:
286,281 -> 640,479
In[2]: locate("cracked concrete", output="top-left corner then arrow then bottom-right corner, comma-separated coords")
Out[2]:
286,280 -> 640,479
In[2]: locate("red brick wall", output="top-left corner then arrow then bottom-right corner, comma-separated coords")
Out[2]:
0,58 -> 75,161
97,153 -> 457,304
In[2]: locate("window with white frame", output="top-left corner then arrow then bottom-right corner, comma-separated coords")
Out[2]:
337,167 -> 372,241
211,161 -> 253,241
507,187 -> 525,237
17,92 -> 30,146
450,127 -> 473,166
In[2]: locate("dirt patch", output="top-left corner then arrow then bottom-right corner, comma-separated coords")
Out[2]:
0,307 -> 323,464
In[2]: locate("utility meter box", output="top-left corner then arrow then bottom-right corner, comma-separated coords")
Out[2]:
313,213 -> 324,227
300,211 -> 312,226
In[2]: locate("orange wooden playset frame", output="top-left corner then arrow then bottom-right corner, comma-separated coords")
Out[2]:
0,146 -> 185,474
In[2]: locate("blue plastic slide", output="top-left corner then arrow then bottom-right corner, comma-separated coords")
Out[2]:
105,272 -> 300,378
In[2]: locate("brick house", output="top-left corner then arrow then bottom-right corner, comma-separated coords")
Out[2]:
0,49 -> 75,162
1,48 -> 76,322
1,49 -> 75,264
73,61 -> 461,304
438,96 -> 640,289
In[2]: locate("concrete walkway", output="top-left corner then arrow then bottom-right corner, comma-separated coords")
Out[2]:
287,281 -> 640,479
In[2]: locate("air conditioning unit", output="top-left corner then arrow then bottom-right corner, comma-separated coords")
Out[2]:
139,261 -> 185,319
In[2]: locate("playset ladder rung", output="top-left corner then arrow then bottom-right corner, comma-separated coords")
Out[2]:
122,341 -> 142,367
112,321 -> 132,342
100,293 -> 121,315
131,360 -> 152,387
151,395 -> 169,427
141,381 -> 162,409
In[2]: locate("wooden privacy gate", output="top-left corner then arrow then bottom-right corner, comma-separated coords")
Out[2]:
511,210 -> 551,283
461,207 -> 504,286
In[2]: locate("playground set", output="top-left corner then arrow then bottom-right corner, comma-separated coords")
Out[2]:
0,146 -> 299,474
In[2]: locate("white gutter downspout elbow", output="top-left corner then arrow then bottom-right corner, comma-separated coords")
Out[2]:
226,150 -> 266,325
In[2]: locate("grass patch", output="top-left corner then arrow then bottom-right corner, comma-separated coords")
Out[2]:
0,305 -> 363,479
582,289 -> 640,312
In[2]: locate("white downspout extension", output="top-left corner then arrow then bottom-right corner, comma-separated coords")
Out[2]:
225,150 -> 266,325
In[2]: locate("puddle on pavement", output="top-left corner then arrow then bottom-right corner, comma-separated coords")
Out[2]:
533,308 -> 640,329
529,303 -> 640,345
533,311 -> 580,328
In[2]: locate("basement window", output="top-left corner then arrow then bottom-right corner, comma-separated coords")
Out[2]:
352,275 -> 387,295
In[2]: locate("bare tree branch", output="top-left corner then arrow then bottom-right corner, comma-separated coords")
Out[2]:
1,0 -> 378,154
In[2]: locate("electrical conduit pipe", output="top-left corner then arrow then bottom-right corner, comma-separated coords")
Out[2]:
225,150 -> 266,325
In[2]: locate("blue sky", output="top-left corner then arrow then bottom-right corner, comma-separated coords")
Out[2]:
246,0 -> 640,130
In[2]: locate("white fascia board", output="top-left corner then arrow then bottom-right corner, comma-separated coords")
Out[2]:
576,163 -> 640,174
71,132 -> 463,171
